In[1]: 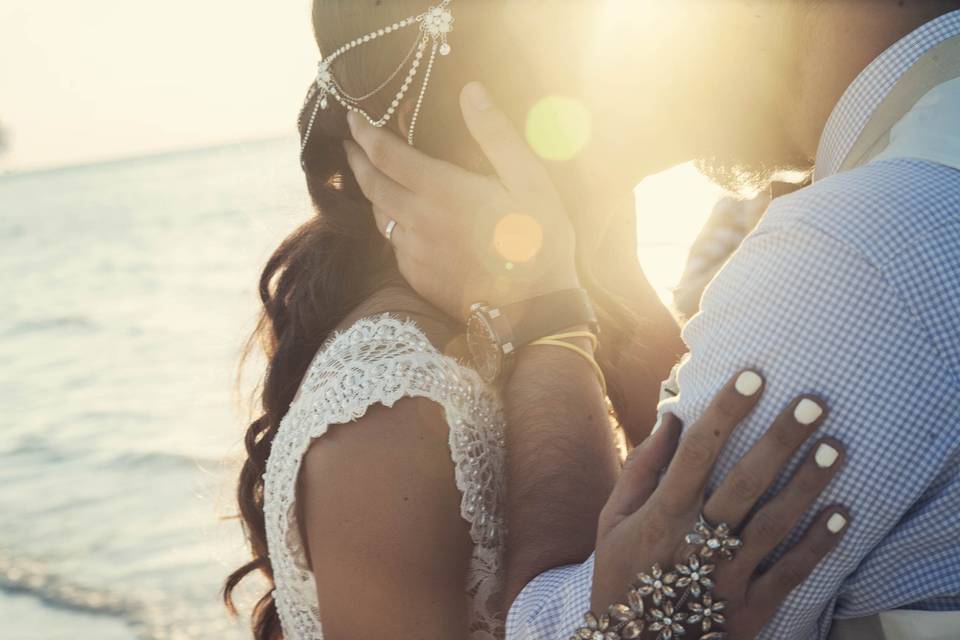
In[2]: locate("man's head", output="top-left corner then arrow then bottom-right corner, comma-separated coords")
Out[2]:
551,0 -> 960,195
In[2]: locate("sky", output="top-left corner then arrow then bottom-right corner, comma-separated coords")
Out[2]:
0,0 -> 724,297
0,0 -> 318,171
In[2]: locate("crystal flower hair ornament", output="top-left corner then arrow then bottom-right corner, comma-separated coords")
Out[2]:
300,0 -> 454,159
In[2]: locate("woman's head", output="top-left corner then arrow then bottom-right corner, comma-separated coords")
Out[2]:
225,4 -> 638,638
299,1 -> 552,182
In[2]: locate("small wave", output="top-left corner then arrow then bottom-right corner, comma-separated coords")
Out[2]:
107,449 -> 225,472
0,550 -> 143,621
3,315 -> 98,337
8,435 -> 225,473
0,550 -> 240,639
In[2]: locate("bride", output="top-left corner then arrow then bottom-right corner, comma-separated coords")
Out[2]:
223,2 -> 849,639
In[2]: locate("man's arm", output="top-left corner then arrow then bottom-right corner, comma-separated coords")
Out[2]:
500,334 -> 620,608
659,215 -> 960,637
506,204 -> 960,638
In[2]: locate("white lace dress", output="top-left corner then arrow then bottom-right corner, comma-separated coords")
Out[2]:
263,314 -> 507,640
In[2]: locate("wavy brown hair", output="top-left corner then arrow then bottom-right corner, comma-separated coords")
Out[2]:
223,2 -> 644,638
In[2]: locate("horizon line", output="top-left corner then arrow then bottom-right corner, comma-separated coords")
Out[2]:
0,133 -> 295,179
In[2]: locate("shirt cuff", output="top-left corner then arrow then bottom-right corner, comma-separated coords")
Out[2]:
505,554 -> 596,640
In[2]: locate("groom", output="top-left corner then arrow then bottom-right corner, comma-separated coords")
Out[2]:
346,2 -> 960,637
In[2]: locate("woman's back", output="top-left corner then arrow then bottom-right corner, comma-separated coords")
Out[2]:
262,293 -> 506,639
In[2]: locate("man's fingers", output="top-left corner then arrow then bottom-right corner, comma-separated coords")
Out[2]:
347,111 -> 463,194
658,370 -> 765,513
343,140 -> 421,222
601,415 -> 682,531
372,205 -> 402,245
743,506 -> 850,623
704,395 -> 828,529
459,82 -> 554,195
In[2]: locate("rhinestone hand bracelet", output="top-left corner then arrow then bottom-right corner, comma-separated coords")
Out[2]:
573,514 -> 742,640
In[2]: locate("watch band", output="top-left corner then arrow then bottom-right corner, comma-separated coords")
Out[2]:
493,288 -> 598,351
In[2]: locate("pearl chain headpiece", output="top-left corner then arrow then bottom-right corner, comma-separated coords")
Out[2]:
300,0 -> 454,157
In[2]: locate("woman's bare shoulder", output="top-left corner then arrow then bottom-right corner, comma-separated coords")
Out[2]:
298,389 -> 472,638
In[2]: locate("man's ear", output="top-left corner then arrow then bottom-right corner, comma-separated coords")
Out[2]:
397,99 -> 416,140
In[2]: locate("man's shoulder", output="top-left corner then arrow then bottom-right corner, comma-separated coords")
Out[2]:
719,158 -> 960,386
758,158 -> 960,271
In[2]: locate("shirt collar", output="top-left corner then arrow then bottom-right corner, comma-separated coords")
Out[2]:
814,10 -> 960,181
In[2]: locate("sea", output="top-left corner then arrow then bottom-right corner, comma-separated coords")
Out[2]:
0,137 -> 311,639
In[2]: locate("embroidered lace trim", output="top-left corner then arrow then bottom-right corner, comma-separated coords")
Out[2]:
263,315 -> 506,639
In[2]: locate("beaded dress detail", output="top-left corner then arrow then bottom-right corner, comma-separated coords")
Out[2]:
263,314 -> 506,639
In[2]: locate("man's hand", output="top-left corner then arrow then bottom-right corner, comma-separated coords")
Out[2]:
593,370 -> 851,638
344,82 -> 579,320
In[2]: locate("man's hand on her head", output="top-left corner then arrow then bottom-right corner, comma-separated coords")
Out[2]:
344,81 -> 579,321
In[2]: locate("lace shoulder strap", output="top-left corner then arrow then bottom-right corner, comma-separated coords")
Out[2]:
263,314 -> 505,639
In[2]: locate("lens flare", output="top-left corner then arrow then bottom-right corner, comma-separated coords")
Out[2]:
525,96 -> 592,162
493,213 -> 543,264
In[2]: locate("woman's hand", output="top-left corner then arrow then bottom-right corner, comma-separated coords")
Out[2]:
592,370 -> 850,638
344,82 -> 579,321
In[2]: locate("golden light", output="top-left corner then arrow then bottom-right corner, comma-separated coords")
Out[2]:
634,162 -> 724,305
493,213 -> 544,264
525,96 -> 592,162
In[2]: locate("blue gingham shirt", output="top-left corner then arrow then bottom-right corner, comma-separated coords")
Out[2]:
507,12 -> 960,639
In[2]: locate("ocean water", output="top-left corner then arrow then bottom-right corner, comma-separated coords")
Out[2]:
0,137 -> 311,639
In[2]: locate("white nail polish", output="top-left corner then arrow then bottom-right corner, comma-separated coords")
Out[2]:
827,513 -> 847,533
815,443 -> 840,468
735,371 -> 763,396
794,399 -> 824,425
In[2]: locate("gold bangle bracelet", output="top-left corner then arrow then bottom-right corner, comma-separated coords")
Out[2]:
528,336 -> 607,397
539,330 -> 599,351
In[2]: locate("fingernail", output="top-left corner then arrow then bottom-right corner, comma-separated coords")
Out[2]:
346,110 -> 359,134
794,398 -> 824,425
827,512 -> 848,533
735,370 -> 763,396
815,443 -> 840,468
464,82 -> 492,111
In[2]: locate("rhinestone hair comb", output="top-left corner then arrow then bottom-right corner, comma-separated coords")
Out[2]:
300,0 -> 454,159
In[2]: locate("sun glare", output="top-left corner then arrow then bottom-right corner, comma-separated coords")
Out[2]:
634,163 -> 724,305
493,213 -> 545,264
525,96 -> 593,162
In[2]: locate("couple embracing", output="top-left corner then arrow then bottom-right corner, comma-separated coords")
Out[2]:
225,2 -> 960,639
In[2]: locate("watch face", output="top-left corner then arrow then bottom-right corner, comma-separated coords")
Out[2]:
466,308 -> 501,383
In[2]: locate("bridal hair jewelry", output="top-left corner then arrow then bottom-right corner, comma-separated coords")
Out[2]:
300,0 -> 455,158
572,514 -> 741,640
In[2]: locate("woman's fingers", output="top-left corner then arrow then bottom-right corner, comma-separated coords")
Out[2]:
599,415 -> 682,536
657,370 -> 765,514
741,506 -> 851,627
728,437 -> 846,575
704,395 -> 828,528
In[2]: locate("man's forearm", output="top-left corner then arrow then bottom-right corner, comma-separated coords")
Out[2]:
501,339 -> 620,608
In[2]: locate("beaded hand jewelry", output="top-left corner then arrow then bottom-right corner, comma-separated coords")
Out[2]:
300,0 -> 454,159
573,514 -> 741,640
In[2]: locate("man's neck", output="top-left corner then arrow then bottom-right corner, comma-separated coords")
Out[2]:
790,4 -> 957,161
